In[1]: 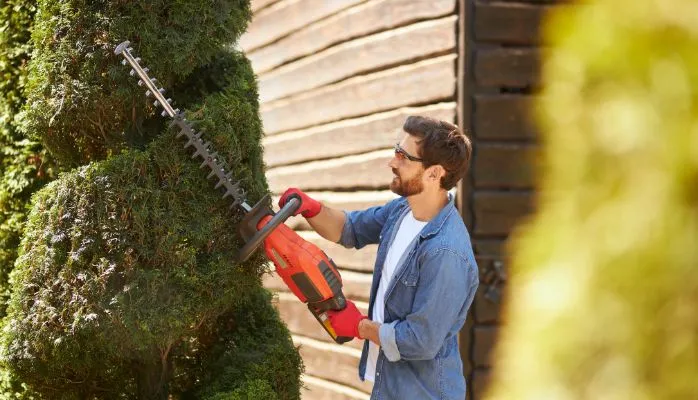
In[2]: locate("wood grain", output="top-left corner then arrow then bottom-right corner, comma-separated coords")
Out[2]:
292,231 -> 378,272
474,48 -> 540,88
302,374 -> 371,400
261,55 -> 457,134
263,103 -> 455,167
294,335 -> 374,393
241,0 -> 365,52
471,368 -> 492,399
474,144 -> 537,189
273,292 -> 368,351
473,190 -> 535,235
475,2 -> 553,45
259,16 -> 457,102
250,0 -> 279,13
473,326 -> 498,367
265,269 -> 373,303
474,95 -> 537,140
266,150 -> 394,192
273,191 -> 398,231
247,0 -> 456,74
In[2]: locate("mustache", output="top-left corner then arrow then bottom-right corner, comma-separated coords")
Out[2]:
392,168 -> 399,176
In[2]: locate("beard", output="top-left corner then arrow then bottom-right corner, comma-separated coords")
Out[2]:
390,168 -> 424,197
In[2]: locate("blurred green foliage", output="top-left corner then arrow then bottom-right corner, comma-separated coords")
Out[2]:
487,1 -> 698,399
0,0 -> 302,398
0,1 -> 57,322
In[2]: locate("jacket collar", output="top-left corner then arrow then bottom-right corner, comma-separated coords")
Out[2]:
395,193 -> 456,240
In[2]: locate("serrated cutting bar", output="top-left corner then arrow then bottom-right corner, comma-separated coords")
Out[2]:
115,40 -> 251,212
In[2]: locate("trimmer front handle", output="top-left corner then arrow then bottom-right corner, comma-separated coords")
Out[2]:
236,194 -> 301,263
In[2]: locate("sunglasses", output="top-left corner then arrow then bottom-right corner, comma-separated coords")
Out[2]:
394,143 -> 423,162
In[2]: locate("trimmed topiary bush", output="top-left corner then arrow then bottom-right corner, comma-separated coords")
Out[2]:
0,3 -> 55,397
0,1 -> 56,321
0,1 -> 302,398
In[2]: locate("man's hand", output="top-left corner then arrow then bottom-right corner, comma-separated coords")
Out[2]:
327,300 -> 368,339
278,188 -> 322,218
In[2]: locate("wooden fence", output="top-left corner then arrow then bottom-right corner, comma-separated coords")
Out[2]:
459,1 -> 562,398
242,0 -> 562,398
242,0 -> 459,398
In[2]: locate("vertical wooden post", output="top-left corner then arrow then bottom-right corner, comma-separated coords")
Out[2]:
457,0 -> 477,399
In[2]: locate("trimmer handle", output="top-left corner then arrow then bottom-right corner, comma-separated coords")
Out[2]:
236,195 -> 300,263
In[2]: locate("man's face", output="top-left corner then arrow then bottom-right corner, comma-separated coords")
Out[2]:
389,135 -> 425,197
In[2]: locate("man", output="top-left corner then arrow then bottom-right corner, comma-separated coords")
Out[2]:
278,116 -> 478,400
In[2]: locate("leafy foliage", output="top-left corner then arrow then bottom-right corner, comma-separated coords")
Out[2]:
0,1 -> 302,398
0,2 -> 56,398
19,0 -> 252,167
487,1 -> 698,399
0,0 -> 56,319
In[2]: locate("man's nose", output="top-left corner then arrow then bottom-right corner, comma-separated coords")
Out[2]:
388,156 -> 398,169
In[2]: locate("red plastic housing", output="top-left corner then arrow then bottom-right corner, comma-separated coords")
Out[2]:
258,215 -> 342,304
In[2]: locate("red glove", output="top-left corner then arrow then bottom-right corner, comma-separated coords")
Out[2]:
278,188 -> 322,218
326,300 -> 368,339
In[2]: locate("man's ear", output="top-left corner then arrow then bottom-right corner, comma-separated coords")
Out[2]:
427,165 -> 445,181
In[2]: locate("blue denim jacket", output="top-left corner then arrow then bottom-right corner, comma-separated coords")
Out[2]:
339,195 -> 479,400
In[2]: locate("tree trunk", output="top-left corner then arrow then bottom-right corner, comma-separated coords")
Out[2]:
135,351 -> 172,400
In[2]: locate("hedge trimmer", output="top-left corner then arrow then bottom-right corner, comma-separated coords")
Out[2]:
115,41 -> 350,344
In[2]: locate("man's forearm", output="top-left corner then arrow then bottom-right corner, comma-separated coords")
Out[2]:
358,319 -> 381,346
307,205 -> 346,243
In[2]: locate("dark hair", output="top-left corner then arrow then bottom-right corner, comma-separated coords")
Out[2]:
403,115 -> 472,190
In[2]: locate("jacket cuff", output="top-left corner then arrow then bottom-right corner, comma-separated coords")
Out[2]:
338,211 -> 356,248
379,321 -> 401,362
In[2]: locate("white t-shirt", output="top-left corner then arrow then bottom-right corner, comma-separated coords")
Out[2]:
364,210 -> 427,382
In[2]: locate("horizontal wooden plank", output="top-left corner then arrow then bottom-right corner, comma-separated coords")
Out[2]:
294,190 -> 398,211
473,239 -> 508,321
298,231 -> 377,272
294,335 -> 374,394
261,55 -> 457,134
302,374 -> 371,400
473,326 -> 498,367
251,0 -> 279,13
241,0 -> 365,52
475,2 -> 552,45
474,95 -> 537,140
248,0 -> 456,74
497,0 -> 565,3
267,150 -> 394,192
475,254 -> 508,279
474,144 -> 537,189
263,103 -> 456,167
473,191 -> 535,235
265,269 -> 373,303
474,284 -> 502,325
274,293 -> 367,351
472,239 -> 506,257
471,368 -> 491,399
259,16 -> 457,103
272,191 -> 399,230
474,48 -> 540,88
474,261 -> 506,318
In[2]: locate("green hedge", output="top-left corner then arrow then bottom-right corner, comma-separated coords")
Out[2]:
0,1 -> 56,320
1,1 -> 302,398
20,0 -> 253,167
